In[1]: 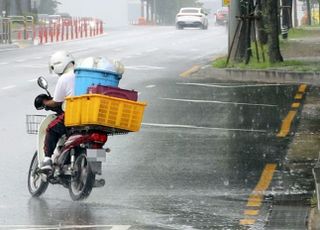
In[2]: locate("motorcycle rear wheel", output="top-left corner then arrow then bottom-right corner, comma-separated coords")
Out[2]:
28,152 -> 49,197
69,153 -> 95,201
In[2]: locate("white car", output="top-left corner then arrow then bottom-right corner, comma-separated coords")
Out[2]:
175,7 -> 209,30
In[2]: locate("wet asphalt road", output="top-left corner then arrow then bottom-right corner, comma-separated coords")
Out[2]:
0,25 -> 303,229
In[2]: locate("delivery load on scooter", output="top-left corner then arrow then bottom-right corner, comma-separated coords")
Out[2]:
87,85 -> 138,101
64,94 -> 146,132
65,56 -> 146,133
74,57 -> 124,96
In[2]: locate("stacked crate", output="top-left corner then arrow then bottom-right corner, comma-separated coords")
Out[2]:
64,57 -> 147,132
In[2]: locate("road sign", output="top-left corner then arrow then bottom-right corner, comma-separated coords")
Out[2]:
223,0 -> 230,6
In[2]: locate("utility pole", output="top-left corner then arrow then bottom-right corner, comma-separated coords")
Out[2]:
228,0 -> 240,54
292,0 -> 298,27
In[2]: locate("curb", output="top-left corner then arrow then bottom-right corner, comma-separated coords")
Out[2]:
0,44 -> 19,50
194,66 -> 320,86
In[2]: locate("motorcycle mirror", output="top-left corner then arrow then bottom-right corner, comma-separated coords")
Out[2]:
37,76 -> 48,90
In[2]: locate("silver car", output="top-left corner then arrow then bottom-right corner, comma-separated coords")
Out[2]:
176,7 -> 209,30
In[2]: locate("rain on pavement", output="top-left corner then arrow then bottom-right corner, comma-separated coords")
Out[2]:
0,25 -> 309,229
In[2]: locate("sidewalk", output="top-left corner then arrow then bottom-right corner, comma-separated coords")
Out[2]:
189,30 -> 320,229
285,86 -> 320,230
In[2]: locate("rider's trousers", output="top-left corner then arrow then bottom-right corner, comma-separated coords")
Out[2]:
44,113 -> 66,158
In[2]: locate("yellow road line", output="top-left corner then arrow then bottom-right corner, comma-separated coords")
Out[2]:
240,219 -> 256,225
276,110 -> 297,137
247,194 -> 263,207
180,65 -> 201,77
291,102 -> 300,109
295,93 -> 303,100
298,84 -> 307,93
240,164 -> 276,226
244,210 -> 260,216
247,200 -> 262,207
253,164 -> 277,191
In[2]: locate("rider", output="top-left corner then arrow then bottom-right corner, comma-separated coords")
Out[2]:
41,50 -> 75,171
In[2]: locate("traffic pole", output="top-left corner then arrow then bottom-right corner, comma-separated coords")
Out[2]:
39,26 -> 43,44
80,19 -> 83,38
95,20 -> 98,35
85,20 -> 88,37
229,0 -> 240,54
18,30 -> 22,40
50,25 -> 53,42
75,19 -> 78,39
56,23 -> 60,42
61,23 -> 65,41
100,21 -> 103,34
44,26 -> 48,43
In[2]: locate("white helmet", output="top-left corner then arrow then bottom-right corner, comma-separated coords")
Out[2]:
49,50 -> 75,75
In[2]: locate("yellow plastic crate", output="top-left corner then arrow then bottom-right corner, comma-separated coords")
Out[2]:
65,94 -> 147,132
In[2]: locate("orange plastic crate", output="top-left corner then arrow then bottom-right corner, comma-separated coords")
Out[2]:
65,94 -> 147,132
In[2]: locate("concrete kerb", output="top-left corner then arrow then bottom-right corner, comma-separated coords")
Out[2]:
0,43 -> 19,50
193,65 -> 320,86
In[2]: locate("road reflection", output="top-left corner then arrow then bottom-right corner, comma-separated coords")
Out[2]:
28,198 -> 95,226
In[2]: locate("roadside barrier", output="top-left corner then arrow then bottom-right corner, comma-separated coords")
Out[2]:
35,17 -> 104,44
1,16 -> 104,45
0,18 -> 11,44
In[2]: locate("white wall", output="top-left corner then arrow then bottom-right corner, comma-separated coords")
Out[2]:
58,0 -> 129,27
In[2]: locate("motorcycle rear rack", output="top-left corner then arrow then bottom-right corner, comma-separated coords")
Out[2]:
67,125 -> 129,136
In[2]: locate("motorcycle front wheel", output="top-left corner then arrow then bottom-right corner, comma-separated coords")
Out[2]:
69,153 -> 95,201
28,152 -> 49,197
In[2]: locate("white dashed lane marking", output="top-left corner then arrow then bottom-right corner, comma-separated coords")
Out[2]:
1,85 -> 16,90
160,97 -> 278,107
142,123 -> 266,133
177,82 -> 296,88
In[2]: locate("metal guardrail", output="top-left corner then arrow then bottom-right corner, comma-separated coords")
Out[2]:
0,17 -> 11,44
0,16 -> 103,45
9,15 -> 34,40
0,16 -> 34,44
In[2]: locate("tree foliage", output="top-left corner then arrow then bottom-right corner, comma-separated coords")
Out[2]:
38,0 -> 60,14
155,0 -> 202,25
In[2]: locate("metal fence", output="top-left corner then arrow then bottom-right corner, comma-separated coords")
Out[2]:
0,16 -> 34,44
0,18 -> 11,44
0,16 -> 104,45
9,16 -> 34,41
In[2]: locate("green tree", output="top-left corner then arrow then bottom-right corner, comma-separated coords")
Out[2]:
38,0 -> 60,14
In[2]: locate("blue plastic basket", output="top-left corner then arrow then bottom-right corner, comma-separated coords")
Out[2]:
74,68 -> 121,96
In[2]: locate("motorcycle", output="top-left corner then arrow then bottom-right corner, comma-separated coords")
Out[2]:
27,77 -> 109,201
